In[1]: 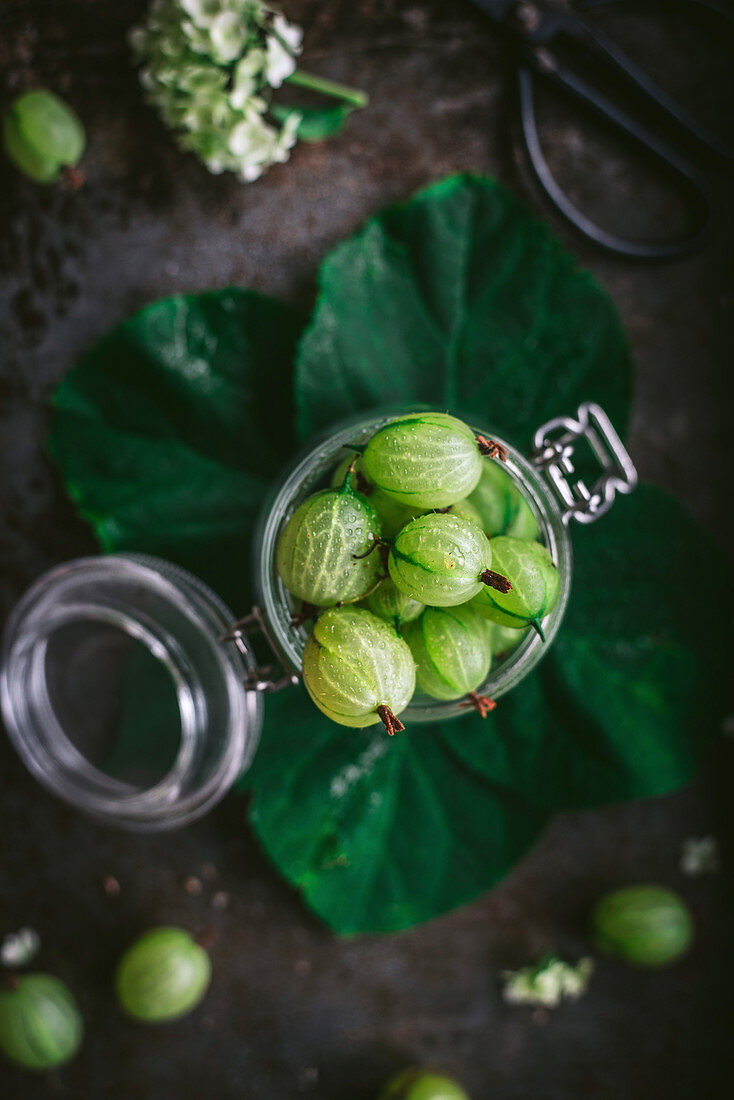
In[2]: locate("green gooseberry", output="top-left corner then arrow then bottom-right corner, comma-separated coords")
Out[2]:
403,604 -> 492,703
362,413 -> 483,510
591,886 -> 693,967
115,926 -> 212,1023
488,621 -> 529,658
0,973 -> 83,1070
379,1067 -> 470,1100
3,89 -> 85,184
441,496 -> 484,528
506,493 -> 540,541
365,577 -> 424,629
277,470 -> 381,607
470,536 -> 559,637
330,453 -> 426,538
389,513 -> 508,608
302,606 -> 415,734
468,460 -> 539,540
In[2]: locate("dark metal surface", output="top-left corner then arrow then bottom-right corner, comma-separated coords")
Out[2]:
1,2 -> 732,1097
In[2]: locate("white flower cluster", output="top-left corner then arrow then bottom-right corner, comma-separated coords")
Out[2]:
680,835 -> 720,876
502,954 -> 594,1009
1,927 -> 41,968
130,0 -> 304,181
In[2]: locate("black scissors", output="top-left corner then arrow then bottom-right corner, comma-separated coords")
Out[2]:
467,0 -> 734,258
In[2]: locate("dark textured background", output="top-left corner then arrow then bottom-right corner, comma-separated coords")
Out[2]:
1,2 -> 733,1097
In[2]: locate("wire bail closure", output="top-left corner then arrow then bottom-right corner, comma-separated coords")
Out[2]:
531,401 -> 637,525
220,607 -> 300,693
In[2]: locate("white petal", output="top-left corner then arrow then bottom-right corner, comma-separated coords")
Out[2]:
265,35 -> 296,88
1,928 -> 41,968
210,11 -> 247,62
272,12 -> 303,53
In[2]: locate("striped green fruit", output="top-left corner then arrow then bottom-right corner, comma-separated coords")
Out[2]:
362,413 -> 482,510
470,536 -> 559,636
0,973 -> 83,1070
488,621 -> 529,658
403,605 -> 492,701
302,606 -> 415,733
115,927 -> 211,1023
442,496 -> 484,528
330,453 -> 426,538
468,460 -> 539,540
365,577 -> 424,629
389,513 -> 493,608
3,89 -> 85,183
379,1067 -> 470,1100
277,471 -> 381,607
592,886 -> 693,967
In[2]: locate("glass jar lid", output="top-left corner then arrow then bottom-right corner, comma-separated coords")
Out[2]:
0,554 -> 262,831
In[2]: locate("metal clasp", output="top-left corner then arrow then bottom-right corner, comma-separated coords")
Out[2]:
531,402 -> 637,526
220,607 -> 300,694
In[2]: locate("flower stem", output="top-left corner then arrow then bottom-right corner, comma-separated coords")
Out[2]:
286,69 -> 368,109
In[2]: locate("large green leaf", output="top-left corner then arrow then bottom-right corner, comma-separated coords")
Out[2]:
295,174 -> 633,448
246,683 -> 550,934
48,289 -> 304,610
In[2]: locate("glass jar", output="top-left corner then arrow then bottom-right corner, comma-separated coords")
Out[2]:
1,402 -> 635,830
0,555 -> 262,831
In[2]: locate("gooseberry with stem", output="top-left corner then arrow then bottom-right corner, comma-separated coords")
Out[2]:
302,605 -> 415,734
277,465 -> 381,607
3,89 -> 85,185
403,604 -> 494,714
470,536 -> 558,638
0,972 -> 83,1069
362,413 -> 484,510
389,513 -> 510,608
591,886 -> 693,967
115,926 -> 213,1023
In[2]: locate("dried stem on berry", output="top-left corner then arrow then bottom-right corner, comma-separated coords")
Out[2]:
480,569 -> 512,593
353,536 -> 392,561
61,165 -> 84,190
477,436 -> 509,461
290,602 -> 319,629
459,691 -> 497,718
194,927 -> 216,952
376,704 -> 405,736
354,468 -> 373,495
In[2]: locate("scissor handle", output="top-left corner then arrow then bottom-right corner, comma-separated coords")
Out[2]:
517,64 -> 712,259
